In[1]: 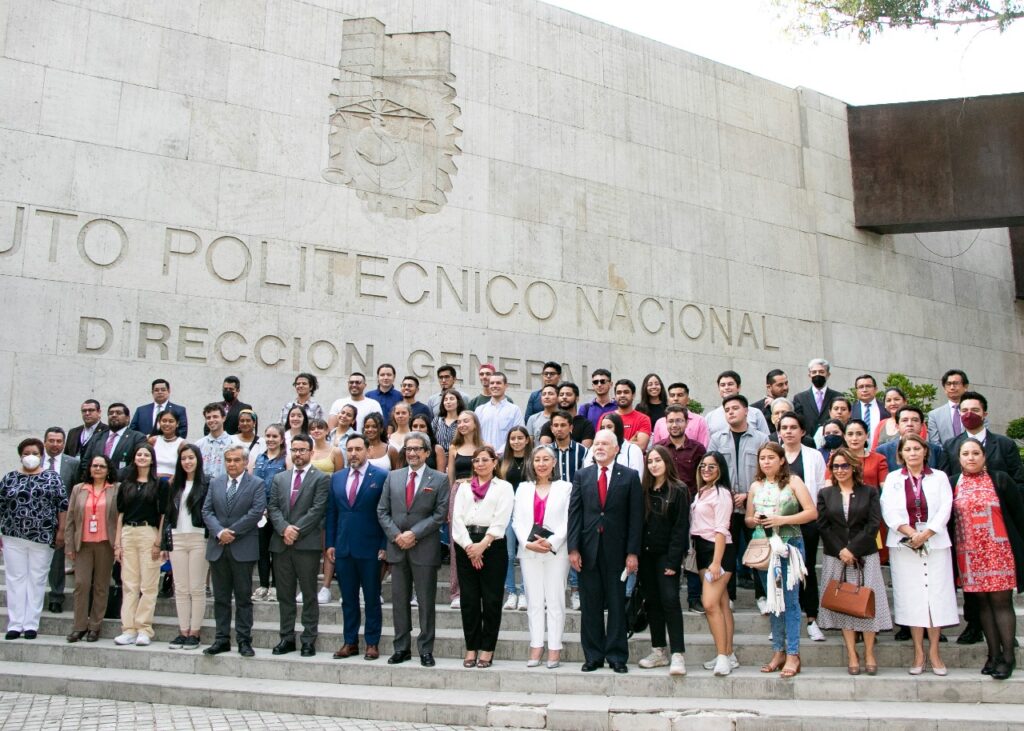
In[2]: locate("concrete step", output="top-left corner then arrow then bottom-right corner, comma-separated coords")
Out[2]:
5,608 -> 1017,668
1,636 -> 1019,705
0,659 -> 1018,730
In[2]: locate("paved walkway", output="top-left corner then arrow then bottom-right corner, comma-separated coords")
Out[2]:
0,692 -> 485,731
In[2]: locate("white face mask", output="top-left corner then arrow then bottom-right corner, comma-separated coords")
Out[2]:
21,454 -> 41,470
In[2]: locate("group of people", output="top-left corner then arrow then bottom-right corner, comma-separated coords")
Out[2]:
0,360 -> 1020,679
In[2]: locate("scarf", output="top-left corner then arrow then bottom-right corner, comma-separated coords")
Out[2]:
470,476 -> 491,502
764,534 -> 808,616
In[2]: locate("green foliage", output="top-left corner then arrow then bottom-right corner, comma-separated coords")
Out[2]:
844,373 -> 937,412
1005,417 -> 1024,441
778,1 -> 1023,41
687,398 -> 704,415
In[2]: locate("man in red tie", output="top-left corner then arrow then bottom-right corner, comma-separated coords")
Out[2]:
568,429 -> 643,673
377,433 -> 450,666
268,434 -> 330,657
326,434 -> 388,660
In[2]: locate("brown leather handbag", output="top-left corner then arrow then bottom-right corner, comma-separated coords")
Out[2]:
821,563 -> 875,619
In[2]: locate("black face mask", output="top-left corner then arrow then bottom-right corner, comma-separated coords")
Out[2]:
222,390 -> 236,403
811,375 -> 828,389
823,434 -> 844,450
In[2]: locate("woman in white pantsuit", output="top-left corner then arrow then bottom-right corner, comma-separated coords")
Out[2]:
512,445 -> 571,669
881,434 -> 957,676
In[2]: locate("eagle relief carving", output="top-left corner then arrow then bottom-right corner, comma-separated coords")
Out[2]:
322,18 -> 462,218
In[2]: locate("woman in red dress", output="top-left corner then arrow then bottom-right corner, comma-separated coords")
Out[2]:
953,438 -> 1024,680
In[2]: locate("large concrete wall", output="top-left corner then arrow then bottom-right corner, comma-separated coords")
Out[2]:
0,0 -> 1021,449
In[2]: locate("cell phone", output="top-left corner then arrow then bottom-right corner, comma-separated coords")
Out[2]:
757,514 -> 767,520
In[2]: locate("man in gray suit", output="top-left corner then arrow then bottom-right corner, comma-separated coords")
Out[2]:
377,432 -> 450,666
42,427 -> 79,613
268,434 -> 330,657
926,369 -> 987,445
202,445 -> 266,657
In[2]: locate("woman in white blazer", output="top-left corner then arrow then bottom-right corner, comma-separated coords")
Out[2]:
512,445 -> 572,669
880,434 -> 957,676
776,412 -> 828,638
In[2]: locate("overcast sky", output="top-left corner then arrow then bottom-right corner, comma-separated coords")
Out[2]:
545,0 -> 1023,105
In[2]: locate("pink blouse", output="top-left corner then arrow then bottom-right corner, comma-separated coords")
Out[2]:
533,489 -> 548,526
690,486 -> 733,543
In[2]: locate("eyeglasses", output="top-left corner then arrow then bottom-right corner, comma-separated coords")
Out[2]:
592,379 -> 609,385
291,447 -> 311,454
832,463 -> 852,471
472,457 -> 493,464
543,371 -> 559,377
699,464 -> 718,471
404,447 -> 426,452
347,380 -> 363,385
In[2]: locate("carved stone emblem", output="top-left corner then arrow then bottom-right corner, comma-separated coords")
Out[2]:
323,18 -> 461,218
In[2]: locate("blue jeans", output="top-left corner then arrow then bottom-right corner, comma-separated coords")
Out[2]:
760,536 -> 804,656
568,567 -> 578,590
686,571 -> 701,603
504,521 -> 523,594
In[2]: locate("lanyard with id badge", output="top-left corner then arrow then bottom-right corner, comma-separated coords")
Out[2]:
87,488 -> 103,534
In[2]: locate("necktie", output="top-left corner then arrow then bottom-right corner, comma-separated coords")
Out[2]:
814,390 -> 823,412
598,467 -> 608,508
348,469 -> 361,506
226,478 -> 239,510
104,431 -> 117,457
952,405 -> 963,436
290,470 -> 303,508
153,404 -> 163,428
405,470 -> 417,509
48,457 -> 56,472
863,404 -> 871,438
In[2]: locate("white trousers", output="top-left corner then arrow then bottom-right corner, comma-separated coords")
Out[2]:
520,552 -> 570,650
4,536 -> 54,632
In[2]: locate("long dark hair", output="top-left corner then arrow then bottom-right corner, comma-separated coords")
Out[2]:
599,412 -> 626,447
86,454 -> 117,486
171,444 -> 209,513
641,444 -> 684,518
755,442 -> 792,488
440,388 -> 467,419
696,451 -> 731,492
500,425 -> 533,480
286,405 -> 309,435
123,443 -> 160,504
637,373 -> 665,415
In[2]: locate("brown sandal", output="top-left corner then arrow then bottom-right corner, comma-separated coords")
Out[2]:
463,652 -> 478,668
761,652 -> 785,673
781,655 -> 801,678
476,652 -> 493,669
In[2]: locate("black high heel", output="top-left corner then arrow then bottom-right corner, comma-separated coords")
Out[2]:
981,656 -> 994,675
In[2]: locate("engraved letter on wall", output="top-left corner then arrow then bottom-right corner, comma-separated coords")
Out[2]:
322,18 -> 462,218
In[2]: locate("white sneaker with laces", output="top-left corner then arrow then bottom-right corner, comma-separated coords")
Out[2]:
503,593 -> 518,611
638,647 -> 668,668
669,653 -> 686,676
134,634 -> 151,647
570,591 -> 581,610
517,594 -> 528,611
808,621 -> 826,641
317,586 -> 331,604
252,587 -> 268,601
703,652 -> 739,670
114,632 -> 137,645
757,597 -> 769,615
265,587 -> 277,602
296,592 -> 302,603
411,595 -> 418,607
712,654 -> 732,676
450,597 -> 461,609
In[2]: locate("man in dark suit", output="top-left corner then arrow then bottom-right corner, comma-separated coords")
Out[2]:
326,433 -> 388,661
64,399 -> 107,458
202,445 -> 266,657
942,391 -> 1024,646
877,406 -> 948,473
377,432 -> 450,666
851,374 -> 889,439
204,376 -> 252,436
128,378 -> 188,438
792,358 -> 843,437
756,368 -> 790,425
79,403 -> 146,482
41,427 -> 79,613
568,429 -> 642,673
268,434 -> 330,657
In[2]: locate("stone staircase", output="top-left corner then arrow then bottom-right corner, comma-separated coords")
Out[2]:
0,564 -> 1021,729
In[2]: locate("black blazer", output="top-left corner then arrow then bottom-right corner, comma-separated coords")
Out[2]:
568,463 -> 643,568
851,399 -> 890,424
160,476 -> 210,550
79,429 -> 148,482
64,422 -> 108,458
943,432 -> 1024,485
130,402 -> 189,438
816,483 -> 881,559
793,387 -> 843,435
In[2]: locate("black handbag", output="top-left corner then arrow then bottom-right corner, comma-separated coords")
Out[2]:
625,593 -> 648,637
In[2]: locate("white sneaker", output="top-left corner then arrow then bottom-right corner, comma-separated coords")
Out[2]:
265,587 -> 277,602
808,621 -> 826,642
757,597 -> 769,615
411,595 -> 418,608
450,597 -> 461,609
703,653 -> 739,670
317,587 -> 331,604
517,594 -> 528,611
503,593 -> 518,610
712,654 -> 732,676
570,590 -> 581,610
669,652 -> 686,676
296,592 -> 302,603
251,587 -> 268,601
114,632 -> 137,645
638,647 -> 668,668
134,634 -> 151,647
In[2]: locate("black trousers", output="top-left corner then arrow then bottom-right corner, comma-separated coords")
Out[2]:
209,552 -> 255,644
639,551 -> 685,653
799,522 -> 820,618
257,523 -> 275,588
579,538 -> 629,665
455,538 -> 507,652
